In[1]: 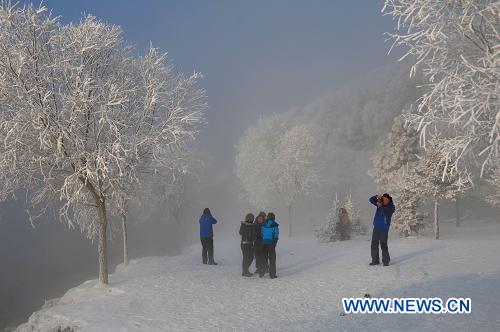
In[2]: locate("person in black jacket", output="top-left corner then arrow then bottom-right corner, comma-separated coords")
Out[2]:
253,211 -> 267,276
239,213 -> 256,277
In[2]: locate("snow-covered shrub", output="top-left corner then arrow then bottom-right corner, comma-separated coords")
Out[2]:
316,196 -> 356,242
344,194 -> 367,236
315,199 -> 339,243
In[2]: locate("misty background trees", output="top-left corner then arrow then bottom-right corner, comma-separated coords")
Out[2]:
235,0 -> 499,240
235,116 -> 318,237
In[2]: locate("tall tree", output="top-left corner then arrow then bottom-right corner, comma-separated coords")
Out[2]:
0,4 -> 206,284
415,139 -> 472,239
274,125 -> 318,237
235,115 -> 318,237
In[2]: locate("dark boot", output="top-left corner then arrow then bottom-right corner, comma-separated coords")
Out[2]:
207,237 -> 217,265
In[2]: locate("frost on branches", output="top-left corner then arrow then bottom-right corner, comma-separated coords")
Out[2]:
370,116 -> 472,238
383,0 -> 500,180
414,139 -> 472,239
235,114 -> 318,237
0,4 -> 206,284
486,167 -> 500,207
316,196 -> 341,243
344,194 -> 367,236
370,116 -> 426,236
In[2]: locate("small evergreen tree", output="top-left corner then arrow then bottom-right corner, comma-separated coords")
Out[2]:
316,195 -> 354,242
344,194 -> 366,236
315,196 -> 339,243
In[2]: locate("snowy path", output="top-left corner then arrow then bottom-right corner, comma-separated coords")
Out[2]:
18,221 -> 500,331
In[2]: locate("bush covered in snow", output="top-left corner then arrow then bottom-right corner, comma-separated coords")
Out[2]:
316,194 -> 365,242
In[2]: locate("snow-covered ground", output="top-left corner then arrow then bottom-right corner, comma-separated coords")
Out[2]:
17,219 -> 500,332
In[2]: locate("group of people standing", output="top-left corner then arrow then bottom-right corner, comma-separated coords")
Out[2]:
198,208 -> 280,278
198,193 -> 394,279
239,212 -> 279,278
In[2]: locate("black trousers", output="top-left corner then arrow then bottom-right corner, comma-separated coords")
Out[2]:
262,244 -> 277,277
200,237 -> 215,264
241,243 -> 254,274
371,228 -> 390,264
254,240 -> 267,273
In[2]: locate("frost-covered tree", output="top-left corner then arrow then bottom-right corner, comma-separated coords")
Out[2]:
383,0 -> 500,180
344,194 -> 366,236
274,125 -> 318,237
414,139 -> 472,239
371,116 -> 472,238
235,114 -> 289,206
486,167 -> 500,207
391,171 -> 427,237
0,4 -> 206,284
316,195 -> 353,242
235,115 -> 318,237
369,116 -> 426,236
315,195 -> 340,243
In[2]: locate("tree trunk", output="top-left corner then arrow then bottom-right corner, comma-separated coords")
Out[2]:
434,199 -> 439,240
455,198 -> 460,227
288,204 -> 292,238
121,213 -> 129,267
97,200 -> 109,285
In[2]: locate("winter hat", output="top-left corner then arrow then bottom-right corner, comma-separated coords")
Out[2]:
244,213 -> 255,223
266,212 -> 276,221
258,211 -> 266,218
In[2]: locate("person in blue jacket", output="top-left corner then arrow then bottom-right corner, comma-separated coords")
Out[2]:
369,194 -> 395,266
261,212 -> 279,278
199,208 -> 218,265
